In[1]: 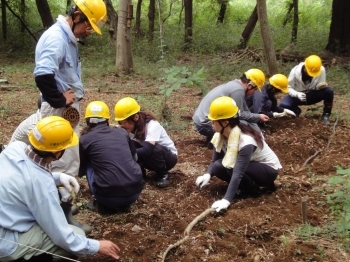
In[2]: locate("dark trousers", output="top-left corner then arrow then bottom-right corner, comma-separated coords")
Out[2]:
195,123 -> 215,143
211,159 -> 278,189
133,141 -> 178,174
280,87 -> 334,116
86,167 -> 140,209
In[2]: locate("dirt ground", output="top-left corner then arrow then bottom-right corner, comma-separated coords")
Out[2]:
1,83 -> 350,262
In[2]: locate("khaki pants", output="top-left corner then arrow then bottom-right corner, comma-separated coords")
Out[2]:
0,224 -> 85,261
40,101 -> 80,177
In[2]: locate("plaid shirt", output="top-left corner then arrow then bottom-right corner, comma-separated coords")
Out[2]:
24,145 -> 52,173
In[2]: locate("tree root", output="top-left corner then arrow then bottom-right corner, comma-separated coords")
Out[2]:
161,208 -> 213,262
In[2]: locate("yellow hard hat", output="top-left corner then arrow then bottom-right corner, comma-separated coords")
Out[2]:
114,97 -> 141,121
208,96 -> 239,121
304,55 -> 322,77
73,0 -> 107,35
28,116 -> 78,152
269,74 -> 289,93
85,101 -> 110,119
244,68 -> 265,90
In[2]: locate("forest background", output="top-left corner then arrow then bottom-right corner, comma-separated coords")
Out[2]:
1,0 -> 350,261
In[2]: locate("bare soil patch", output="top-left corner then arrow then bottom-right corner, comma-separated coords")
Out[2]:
1,85 -> 349,262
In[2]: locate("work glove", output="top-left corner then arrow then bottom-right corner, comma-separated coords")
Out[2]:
211,199 -> 230,212
289,89 -> 306,102
273,111 -> 286,118
58,187 -> 73,202
195,173 -> 211,188
283,109 -> 296,117
316,82 -> 328,89
59,173 -> 80,196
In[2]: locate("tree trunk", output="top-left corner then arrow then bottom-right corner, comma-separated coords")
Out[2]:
134,0 -> 142,39
116,0 -> 133,75
217,1 -> 227,24
35,0 -> 54,28
238,5 -> 258,49
326,0 -> 350,54
148,0 -> 155,41
66,0 -> 72,13
20,0 -> 25,32
184,0 -> 193,48
291,0 -> 298,43
105,0 -> 118,41
257,0 -> 277,76
1,0 -> 7,40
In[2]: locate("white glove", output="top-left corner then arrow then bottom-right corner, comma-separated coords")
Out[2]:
273,112 -> 286,118
296,92 -> 306,101
59,173 -> 80,195
289,89 -> 306,101
283,109 -> 296,117
58,187 -> 72,202
211,199 -> 230,212
316,82 -> 328,89
195,173 -> 211,188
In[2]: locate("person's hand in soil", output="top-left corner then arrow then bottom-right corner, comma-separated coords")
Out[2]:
211,199 -> 230,212
98,240 -> 121,260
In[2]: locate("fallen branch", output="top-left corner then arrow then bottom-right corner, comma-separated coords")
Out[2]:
161,208 -> 213,262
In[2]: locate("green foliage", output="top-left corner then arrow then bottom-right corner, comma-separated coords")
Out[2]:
326,167 -> 350,241
158,66 -> 206,97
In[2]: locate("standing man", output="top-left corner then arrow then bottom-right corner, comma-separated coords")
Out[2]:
34,0 -> 107,176
192,69 -> 269,148
279,55 -> 334,125
0,116 -> 120,261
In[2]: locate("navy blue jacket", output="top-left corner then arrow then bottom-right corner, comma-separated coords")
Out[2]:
79,124 -> 144,197
245,84 -> 284,118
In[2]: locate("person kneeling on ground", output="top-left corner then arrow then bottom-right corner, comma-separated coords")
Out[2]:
279,55 -> 334,125
79,101 -> 144,214
0,116 -> 120,261
192,68 -> 269,149
195,97 -> 282,213
246,74 -> 296,125
114,97 -> 178,188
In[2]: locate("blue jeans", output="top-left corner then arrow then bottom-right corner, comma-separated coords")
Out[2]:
86,168 -> 140,209
195,123 -> 215,143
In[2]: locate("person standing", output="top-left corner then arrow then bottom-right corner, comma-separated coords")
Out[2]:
195,97 -> 281,212
79,101 -> 144,214
279,55 -> 334,125
114,97 -> 178,188
192,69 -> 269,148
0,116 -> 120,261
34,0 -> 107,176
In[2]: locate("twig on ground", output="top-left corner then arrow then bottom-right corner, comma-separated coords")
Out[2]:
161,208 -> 213,262
299,115 -> 339,170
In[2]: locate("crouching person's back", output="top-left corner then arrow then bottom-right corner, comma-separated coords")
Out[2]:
79,101 -> 144,214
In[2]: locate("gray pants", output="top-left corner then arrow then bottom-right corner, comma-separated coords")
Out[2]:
40,101 -> 81,177
0,224 -> 85,261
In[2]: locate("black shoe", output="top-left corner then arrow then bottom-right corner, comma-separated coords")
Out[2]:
321,113 -> 330,125
71,205 -> 79,215
156,173 -> 170,188
207,142 -> 214,150
61,203 -> 92,235
240,182 -> 262,198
